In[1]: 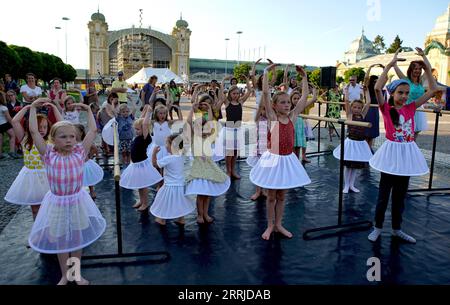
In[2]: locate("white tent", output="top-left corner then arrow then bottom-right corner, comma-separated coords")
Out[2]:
126,67 -> 184,85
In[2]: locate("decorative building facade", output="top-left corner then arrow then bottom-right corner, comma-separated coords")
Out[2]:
88,10 -> 190,80
337,5 -> 450,86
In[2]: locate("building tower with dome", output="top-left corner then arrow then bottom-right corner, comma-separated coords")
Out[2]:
87,10 -> 191,80
337,4 -> 450,86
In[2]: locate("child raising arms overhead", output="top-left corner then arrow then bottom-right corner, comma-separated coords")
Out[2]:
368,48 -> 438,243
332,84 -> 373,193
27,98 -> 106,285
250,64 -> 311,240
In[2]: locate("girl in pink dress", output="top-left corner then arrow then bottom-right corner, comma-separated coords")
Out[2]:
27,98 -> 106,285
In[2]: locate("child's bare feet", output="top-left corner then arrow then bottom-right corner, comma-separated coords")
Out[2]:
204,215 -> 214,224
155,217 -> 166,225
75,277 -> 90,285
137,204 -> 149,212
132,201 -> 142,209
250,192 -> 262,201
262,225 -> 274,240
57,277 -> 69,285
231,172 -> 241,180
302,158 -> 311,163
175,217 -> 185,226
197,215 -> 205,224
262,189 -> 268,197
275,225 -> 293,239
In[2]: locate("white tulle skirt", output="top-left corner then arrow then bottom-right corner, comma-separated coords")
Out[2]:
4,167 -> 49,206
246,156 -> 260,168
185,178 -> 231,197
150,185 -> 196,219
250,151 -> 311,189
333,138 -> 373,162
28,189 -> 106,254
101,118 -> 116,146
82,160 -> 104,187
146,143 -> 169,160
119,158 -> 163,189
369,140 -> 429,176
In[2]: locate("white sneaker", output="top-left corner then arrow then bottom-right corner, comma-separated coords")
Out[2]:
368,227 -> 382,242
343,187 -> 350,194
392,230 -> 416,244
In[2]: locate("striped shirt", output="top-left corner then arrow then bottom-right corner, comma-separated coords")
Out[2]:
44,144 -> 86,196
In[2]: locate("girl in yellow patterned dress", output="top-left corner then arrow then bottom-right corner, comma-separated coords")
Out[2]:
185,96 -> 230,224
4,103 -> 62,219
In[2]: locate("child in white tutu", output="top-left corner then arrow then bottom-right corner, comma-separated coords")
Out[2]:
5,103 -> 61,219
250,64 -> 311,240
368,48 -> 438,244
146,92 -> 183,189
120,105 -> 163,211
185,99 -> 230,224
215,76 -> 252,179
333,87 -> 373,193
74,124 -> 104,199
150,134 -> 195,226
27,98 -> 106,285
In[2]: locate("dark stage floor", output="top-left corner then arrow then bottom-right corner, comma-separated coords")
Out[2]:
1,153 -> 449,285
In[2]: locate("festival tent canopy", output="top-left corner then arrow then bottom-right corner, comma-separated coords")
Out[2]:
125,67 -> 185,85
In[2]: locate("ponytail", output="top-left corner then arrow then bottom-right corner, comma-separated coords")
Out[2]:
388,96 -> 400,127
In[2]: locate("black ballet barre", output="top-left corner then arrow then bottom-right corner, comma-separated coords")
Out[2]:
83,122 -> 171,266
408,108 -> 450,197
300,115 -> 373,240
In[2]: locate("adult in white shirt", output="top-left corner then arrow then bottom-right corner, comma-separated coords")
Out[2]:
20,73 -> 42,105
344,75 -> 363,102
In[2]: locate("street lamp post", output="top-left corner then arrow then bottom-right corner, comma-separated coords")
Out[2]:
62,17 -> 70,63
55,26 -> 61,58
236,31 -> 243,64
225,38 -> 230,76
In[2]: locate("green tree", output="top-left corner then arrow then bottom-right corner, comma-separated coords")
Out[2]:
233,63 -> 251,83
344,67 -> 365,83
386,35 -> 403,54
0,41 -> 22,79
61,64 -> 77,83
38,52 -> 58,84
10,45 -> 45,79
373,35 -> 386,54
336,76 -> 344,85
307,69 -> 321,87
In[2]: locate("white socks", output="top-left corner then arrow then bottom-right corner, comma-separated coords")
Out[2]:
368,227 -> 382,242
393,230 -> 416,243
368,228 -> 417,244
349,169 -> 360,193
343,167 -> 351,193
343,168 -> 360,193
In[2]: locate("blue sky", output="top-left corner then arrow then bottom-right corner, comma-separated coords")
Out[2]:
0,0 -> 448,69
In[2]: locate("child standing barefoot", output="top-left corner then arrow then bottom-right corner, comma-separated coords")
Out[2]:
185,100 -> 230,224
27,99 -> 106,285
150,134 -> 196,226
250,65 -> 311,240
119,105 -> 163,211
